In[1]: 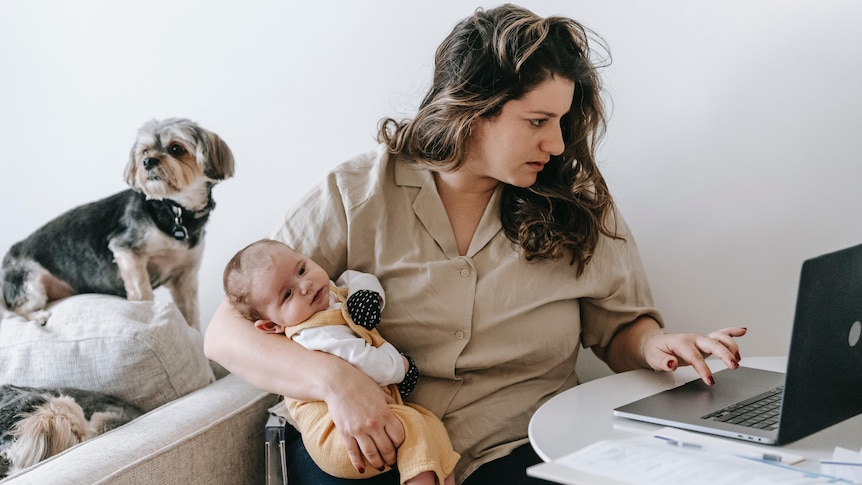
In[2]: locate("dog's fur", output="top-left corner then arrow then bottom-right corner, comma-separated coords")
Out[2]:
0,118 -> 234,328
0,384 -> 143,478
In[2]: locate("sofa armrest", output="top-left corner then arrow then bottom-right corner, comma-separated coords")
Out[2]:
2,374 -> 278,485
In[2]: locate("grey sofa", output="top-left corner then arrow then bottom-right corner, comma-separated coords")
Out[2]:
0,295 -> 278,484
1,372 -> 277,484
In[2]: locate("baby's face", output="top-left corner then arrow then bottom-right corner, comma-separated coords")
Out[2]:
248,246 -> 332,327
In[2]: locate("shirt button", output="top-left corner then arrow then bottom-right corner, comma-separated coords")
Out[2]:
455,331 -> 465,339
459,268 -> 470,277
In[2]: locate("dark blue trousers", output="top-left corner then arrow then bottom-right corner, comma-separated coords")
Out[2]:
285,432 -> 555,484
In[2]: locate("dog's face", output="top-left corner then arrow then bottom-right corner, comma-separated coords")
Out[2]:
125,118 -> 235,211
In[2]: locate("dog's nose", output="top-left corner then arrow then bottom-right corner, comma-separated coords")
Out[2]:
143,157 -> 160,170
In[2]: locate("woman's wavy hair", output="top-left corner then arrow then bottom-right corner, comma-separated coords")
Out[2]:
378,4 -> 619,275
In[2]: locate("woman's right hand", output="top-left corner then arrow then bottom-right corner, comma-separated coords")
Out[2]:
205,298 -> 405,472
325,374 -> 405,473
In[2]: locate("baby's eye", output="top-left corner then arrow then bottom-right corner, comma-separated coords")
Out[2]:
283,289 -> 292,301
299,265 -> 306,276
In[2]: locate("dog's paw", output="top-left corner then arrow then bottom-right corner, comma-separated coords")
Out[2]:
25,310 -> 52,326
3,309 -> 52,326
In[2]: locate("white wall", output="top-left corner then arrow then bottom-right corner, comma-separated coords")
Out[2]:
2,1 -> 861,372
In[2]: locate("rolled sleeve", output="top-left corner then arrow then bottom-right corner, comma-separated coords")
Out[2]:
579,209 -> 663,349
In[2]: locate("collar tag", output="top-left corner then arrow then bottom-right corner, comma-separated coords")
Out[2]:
171,206 -> 189,241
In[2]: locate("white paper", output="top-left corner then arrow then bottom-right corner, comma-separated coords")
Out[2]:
821,447 -> 862,483
542,436 -> 854,485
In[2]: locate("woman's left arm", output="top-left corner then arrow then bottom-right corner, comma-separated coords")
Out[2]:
597,315 -> 747,385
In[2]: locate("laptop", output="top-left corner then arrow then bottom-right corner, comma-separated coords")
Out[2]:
613,243 -> 862,445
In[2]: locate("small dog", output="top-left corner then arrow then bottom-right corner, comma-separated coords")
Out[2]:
0,384 -> 143,478
1,118 -> 234,329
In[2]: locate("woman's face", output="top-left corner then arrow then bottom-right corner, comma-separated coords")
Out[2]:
464,76 -> 575,188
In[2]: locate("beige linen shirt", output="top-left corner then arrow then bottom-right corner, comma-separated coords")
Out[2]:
271,146 -> 661,482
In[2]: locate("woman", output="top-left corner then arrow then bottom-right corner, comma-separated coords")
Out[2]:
205,4 -> 745,484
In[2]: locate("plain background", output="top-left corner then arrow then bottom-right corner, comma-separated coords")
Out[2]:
2,1 -> 861,378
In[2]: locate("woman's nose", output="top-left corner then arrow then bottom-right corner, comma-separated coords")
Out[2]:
540,123 -> 565,156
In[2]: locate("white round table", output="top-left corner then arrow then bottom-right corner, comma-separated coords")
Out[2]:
528,356 -> 862,471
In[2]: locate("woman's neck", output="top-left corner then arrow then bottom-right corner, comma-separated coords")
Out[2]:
434,170 -> 498,256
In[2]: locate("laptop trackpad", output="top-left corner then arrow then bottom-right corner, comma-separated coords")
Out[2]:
613,367 -> 785,442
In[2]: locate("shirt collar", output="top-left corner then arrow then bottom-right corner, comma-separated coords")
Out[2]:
393,154 -> 503,258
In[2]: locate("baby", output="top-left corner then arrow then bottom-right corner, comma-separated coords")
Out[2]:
223,239 -> 459,485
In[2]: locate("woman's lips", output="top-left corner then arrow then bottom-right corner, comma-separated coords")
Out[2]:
527,161 -> 546,171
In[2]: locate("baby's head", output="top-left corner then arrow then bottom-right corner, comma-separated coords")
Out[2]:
223,239 -> 332,332
223,239 -> 284,322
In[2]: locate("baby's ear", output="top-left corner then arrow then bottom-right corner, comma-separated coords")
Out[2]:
255,320 -> 285,334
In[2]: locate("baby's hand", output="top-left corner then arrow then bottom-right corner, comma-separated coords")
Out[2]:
346,289 -> 382,330
397,354 -> 419,397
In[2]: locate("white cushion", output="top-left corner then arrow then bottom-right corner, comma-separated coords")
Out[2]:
0,294 -> 215,412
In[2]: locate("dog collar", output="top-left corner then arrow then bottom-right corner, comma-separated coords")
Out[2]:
145,198 -> 213,244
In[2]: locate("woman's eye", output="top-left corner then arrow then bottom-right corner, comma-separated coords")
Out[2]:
169,144 -> 186,156
530,119 -> 547,127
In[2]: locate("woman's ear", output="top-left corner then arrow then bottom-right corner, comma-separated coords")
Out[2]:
255,319 -> 285,334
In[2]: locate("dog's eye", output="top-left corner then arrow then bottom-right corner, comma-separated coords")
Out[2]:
169,144 -> 186,156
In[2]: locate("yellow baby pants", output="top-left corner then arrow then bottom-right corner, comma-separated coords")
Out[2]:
288,389 -> 459,484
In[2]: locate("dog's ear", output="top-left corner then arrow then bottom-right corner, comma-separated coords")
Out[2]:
202,131 -> 235,181
124,143 -> 140,189
7,396 -> 92,471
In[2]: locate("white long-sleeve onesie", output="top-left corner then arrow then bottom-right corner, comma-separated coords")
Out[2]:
290,270 -> 406,386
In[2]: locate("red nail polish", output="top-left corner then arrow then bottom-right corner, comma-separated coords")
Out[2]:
708,376 -> 715,386
358,467 -> 365,474
735,352 -> 741,361
667,360 -> 674,370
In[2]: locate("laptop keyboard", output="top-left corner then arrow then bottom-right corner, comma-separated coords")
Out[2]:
701,386 -> 784,430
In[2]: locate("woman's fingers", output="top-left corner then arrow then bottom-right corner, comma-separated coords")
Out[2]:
671,335 -> 718,385
342,435 -> 367,474
337,423 -> 402,473
354,434 -> 386,472
371,429 -> 398,469
702,327 -> 747,370
645,327 -> 748,385
708,327 -> 747,361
